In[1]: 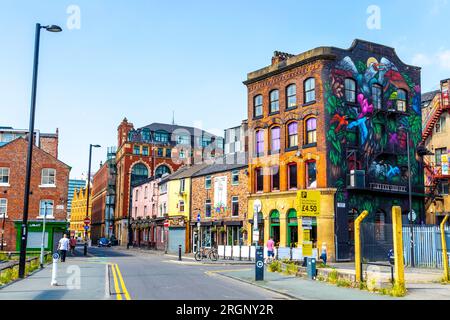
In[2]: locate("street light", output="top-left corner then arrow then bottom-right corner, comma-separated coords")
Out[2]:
84,144 -> 101,256
18,23 -> 62,279
399,125 -> 415,267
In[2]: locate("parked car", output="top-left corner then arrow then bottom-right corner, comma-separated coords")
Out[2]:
98,237 -> 112,247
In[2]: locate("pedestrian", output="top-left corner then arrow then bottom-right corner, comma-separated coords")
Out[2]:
69,236 -> 77,256
58,234 -> 70,262
320,242 -> 327,266
266,237 -> 275,263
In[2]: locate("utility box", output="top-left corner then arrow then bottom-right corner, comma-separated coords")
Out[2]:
306,257 -> 316,280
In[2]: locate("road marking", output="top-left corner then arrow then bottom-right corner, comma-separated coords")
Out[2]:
114,264 -> 131,301
110,264 -> 122,300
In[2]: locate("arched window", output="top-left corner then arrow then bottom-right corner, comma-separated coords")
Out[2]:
375,210 -> 386,241
304,78 -> 316,103
372,84 -> 382,109
269,90 -> 279,113
287,122 -> 298,148
270,210 -> 280,244
345,78 -> 356,103
270,127 -> 281,153
254,95 -> 263,118
397,89 -> 407,112
286,84 -> 297,109
155,165 -> 171,178
255,129 -> 264,156
131,163 -> 149,184
305,117 -> 317,144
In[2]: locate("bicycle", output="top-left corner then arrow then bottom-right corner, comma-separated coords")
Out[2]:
194,247 -> 218,261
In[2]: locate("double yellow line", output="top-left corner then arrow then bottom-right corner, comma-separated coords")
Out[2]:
110,263 -> 131,300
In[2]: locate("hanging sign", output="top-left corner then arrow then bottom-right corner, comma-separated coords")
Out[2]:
297,190 -> 320,217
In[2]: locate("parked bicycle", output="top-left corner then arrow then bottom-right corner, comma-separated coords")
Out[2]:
194,247 -> 218,261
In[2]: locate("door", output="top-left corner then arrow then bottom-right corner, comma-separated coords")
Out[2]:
168,228 -> 185,253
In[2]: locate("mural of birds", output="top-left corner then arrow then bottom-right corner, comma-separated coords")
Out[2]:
331,114 -> 348,132
388,133 -> 399,145
347,117 -> 368,145
357,93 -> 374,118
386,165 -> 401,179
412,85 -> 422,115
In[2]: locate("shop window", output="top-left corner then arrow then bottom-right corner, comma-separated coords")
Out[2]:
270,210 -> 280,245
306,161 -> 317,189
288,163 -> 297,190
287,209 -> 298,247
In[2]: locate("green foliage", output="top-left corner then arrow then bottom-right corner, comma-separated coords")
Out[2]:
268,260 -> 282,273
402,73 -> 414,90
359,281 -> 368,290
317,275 -> 326,281
0,253 -> 7,261
327,268 -> 339,284
356,61 -> 367,74
326,96 -> 340,114
336,278 -> 352,288
284,263 -> 298,276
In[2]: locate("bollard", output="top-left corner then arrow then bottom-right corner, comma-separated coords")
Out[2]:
84,242 -> 87,256
178,245 -> 182,261
51,252 -> 59,286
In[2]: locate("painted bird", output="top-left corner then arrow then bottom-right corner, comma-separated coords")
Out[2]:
347,117 -> 368,145
357,93 -> 374,118
388,133 -> 399,145
386,165 -> 401,179
331,114 -> 348,133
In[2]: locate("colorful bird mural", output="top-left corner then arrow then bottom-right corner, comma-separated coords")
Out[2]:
347,117 -> 368,145
331,114 -> 348,133
386,165 -> 401,179
357,93 -> 374,118
388,132 -> 399,145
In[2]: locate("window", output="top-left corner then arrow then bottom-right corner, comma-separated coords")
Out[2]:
144,206 -> 147,216
205,200 -> 212,218
0,199 -> 7,217
375,210 -> 386,241
270,127 -> 281,153
269,90 -> 279,113
201,138 -> 211,148
41,168 -> 56,186
177,135 -> 190,145
232,196 -> 239,217
255,130 -> 264,156
205,176 -> 212,189
345,78 -> 356,103
155,165 -> 170,178
254,95 -> 263,118
255,168 -> 263,192
157,148 -> 164,157
131,164 -> 148,183
142,146 -> 149,156
232,170 -> 239,185
179,149 -> 186,159
39,200 -> 54,217
288,163 -> 297,190
372,85 -> 382,109
305,118 -> 317,145
304,78 -> 316,103
166,148 -> 172,158
0,168 -> 9,184
436,115 -> 446,133
271,166 -> 280,191
397,89 -> 407,112
439,181 -> 449,195
287,122 -> 298,148
179,201 -> 185,212
286,84 -> 297,109
144,186 -> 148,198
133,145 -> 140,155
306,161 -> 317,189
435,148 -> 447,165
135,189 -> 139,201
180,179 -> 186,193
154,131 -> 169,143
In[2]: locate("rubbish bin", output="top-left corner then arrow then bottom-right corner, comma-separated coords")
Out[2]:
306,257 -> 316,280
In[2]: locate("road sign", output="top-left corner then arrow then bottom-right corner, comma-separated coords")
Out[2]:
253,200 -> 262,214
52,252 -> 60,260
197,213 -> 201,222
255,247 -> 264,281
164,221 -> 170,228
84,217 -> 91,225
252,230 -> 259,242
298,190 -> 320,217
84,225 -> 90,231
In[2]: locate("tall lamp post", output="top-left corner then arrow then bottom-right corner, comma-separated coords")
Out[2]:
1,211 -> 6,251
85,144 -> 101,255
18,23 -> 62,279
400,126 -> 415,267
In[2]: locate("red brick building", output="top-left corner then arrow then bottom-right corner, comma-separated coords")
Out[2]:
0,135 -> 70,251
114,118 -> 224,244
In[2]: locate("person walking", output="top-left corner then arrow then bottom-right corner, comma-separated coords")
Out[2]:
58,234 -> 70,262
69,236 -> 77,256
266,237 -> 275,263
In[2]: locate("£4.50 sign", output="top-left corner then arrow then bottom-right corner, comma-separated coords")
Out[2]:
298,190 -> 320,217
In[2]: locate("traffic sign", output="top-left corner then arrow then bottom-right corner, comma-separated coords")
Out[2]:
52,252 -> 60,260
84,217 -> 91,225
84,225 -> 90,231
164,221 -> 170,228
197,213 -> 201,222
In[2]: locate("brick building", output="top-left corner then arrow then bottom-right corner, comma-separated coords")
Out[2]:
0,134 -> 70,251
244,39 -> 423,261
114,118 -> 223,245
190,162 -> 248,252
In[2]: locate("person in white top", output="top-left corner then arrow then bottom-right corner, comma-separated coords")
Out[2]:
58,234 -> 70,262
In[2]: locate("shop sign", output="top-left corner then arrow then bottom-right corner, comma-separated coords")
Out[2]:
214,176 -> 227,211
297,190 -> 320,217
303,241 -> 313,257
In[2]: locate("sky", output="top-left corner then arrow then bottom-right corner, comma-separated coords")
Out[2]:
1,0 -> 450,178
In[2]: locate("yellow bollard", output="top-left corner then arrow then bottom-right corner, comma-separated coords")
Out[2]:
355,210 -> 369,283
441,215 -> 449,282
392,206 -> 405,292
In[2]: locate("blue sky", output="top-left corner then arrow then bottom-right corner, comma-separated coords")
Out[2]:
1,0 -> 450,178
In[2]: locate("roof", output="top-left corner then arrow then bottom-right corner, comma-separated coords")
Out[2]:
421,90 -> 440,104
140,123 -> 220,139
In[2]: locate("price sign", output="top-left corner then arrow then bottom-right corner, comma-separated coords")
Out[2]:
297,190 -> 320,217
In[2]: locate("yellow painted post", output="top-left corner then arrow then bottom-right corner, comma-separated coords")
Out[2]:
441,214 -> 449,282
279,212 -> 287,247
354,210 -> 369,283
297,217 -> 303,248
392,206 -> 405,291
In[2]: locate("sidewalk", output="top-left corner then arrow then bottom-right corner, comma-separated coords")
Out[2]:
0,254 -> 110,300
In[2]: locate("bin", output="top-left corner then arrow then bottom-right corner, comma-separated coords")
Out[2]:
306,257 -> 316,280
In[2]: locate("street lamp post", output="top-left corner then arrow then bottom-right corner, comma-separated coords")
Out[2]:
85,144 -> 101,256
1,211 -> 6,251
18,23 -> 62,279
39,201 -> 48,268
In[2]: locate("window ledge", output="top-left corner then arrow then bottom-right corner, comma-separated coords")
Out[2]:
269,150 -> 280,155
303,143 -> 317,149
269,111 -> 280,116
0,183 -> 10,187
285,146 -> 299,152
303,101 -> 316,107
39,184 -> 56,188
286,106 -> 298,111
253,116 -> 264,120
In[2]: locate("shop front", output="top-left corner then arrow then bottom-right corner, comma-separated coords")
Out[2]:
14,220 -> 68,252
287,209 -> 298,247
167,215 -> 188,253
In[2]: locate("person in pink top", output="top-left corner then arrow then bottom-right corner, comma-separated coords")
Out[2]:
267,237 -> 275,262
